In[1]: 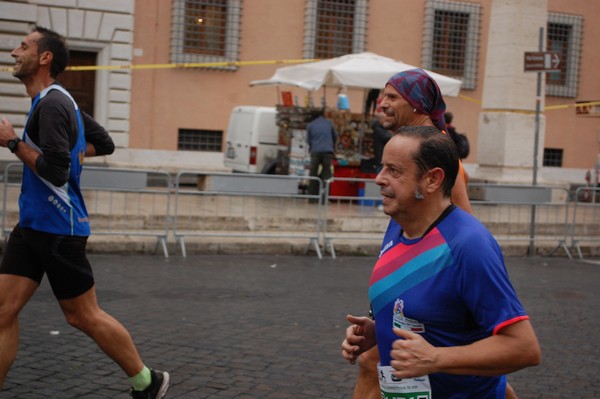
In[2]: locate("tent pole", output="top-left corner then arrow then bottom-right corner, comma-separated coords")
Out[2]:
358,88 -> 368,164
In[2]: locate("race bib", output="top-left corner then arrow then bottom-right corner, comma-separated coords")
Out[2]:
377,365 -> 431,399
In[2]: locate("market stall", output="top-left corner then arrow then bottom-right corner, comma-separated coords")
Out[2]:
251,52 -> 463,195
274,104 -> 373,196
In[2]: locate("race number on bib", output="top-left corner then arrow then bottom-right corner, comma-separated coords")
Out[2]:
377,365 -> 431,399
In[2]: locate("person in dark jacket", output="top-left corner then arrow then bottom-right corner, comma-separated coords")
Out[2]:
306,109 -> 337,198
371,111 -> 393,170
444,112 -> 470,159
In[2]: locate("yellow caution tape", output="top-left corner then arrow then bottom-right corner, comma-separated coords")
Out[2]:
458,94 -> 482,105
458,94 -> 600,113
545,101 -> 600,111
1,59 -> 598,114
0,58 -> 318,73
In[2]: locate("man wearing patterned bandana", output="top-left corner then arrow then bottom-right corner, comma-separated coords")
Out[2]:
381,68 -> 472,214
342,126 -> 540,398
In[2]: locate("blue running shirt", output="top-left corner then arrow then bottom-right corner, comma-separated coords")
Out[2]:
370,206 -> 528,398
19,84 -> 90,236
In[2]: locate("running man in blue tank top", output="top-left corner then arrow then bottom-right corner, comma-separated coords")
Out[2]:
0,26 -> 169,399
342,126 -> 540,398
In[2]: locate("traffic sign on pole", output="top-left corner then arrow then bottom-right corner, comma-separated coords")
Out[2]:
524,51 -> 561,72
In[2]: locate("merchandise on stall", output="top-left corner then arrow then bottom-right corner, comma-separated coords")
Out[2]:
275,103 -> 375,196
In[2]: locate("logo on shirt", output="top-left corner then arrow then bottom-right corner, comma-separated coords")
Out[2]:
379,239 -> 394,257
47,195 -> 67,214
392,299 -> 425,333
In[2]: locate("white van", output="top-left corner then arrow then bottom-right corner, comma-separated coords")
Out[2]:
224,106 -> 279,174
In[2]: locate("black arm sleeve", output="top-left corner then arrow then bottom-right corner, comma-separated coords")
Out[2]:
29,94 -> 113,186
32,94 -> 72,187
35,156 -> 68,187
82,111 -> 115,156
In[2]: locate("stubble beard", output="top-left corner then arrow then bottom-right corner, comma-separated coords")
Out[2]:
381,116 -> 397,131
12,56 -> 36,81
12,69 -> 26,80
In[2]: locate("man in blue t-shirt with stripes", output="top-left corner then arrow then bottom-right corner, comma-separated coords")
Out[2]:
342,126 -> 540,398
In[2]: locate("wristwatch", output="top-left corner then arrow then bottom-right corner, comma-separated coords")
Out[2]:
7,138 -> 22,153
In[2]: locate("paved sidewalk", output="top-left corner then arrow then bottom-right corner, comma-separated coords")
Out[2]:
0,254 -> 598,398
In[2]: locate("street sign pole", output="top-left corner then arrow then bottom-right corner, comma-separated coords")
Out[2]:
533,27 -> 543,187
529,27 -> 544,256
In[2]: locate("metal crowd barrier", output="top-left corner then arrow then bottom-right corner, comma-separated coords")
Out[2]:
322,178 -> 575,259
172,171 -> 324,258
3,162 -> 597,261
570,187 -> 600,260
322,177 -> 388,259
1,163 -> 22,239
80,166 -> 172,258
468,183 -> 572,258
1,163 -> 172,258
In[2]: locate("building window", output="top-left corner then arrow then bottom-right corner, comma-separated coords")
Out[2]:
183,0 -> 228,56
432,10 -> 468,77
422,0 -> 481,90
304,0 -> 367,59
171,0 -> 241,70
546,13 -> 582,98
543,148 -> 563,167
178,129 -> 223,151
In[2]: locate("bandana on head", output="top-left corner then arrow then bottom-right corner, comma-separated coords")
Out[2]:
386,68 -> 447,132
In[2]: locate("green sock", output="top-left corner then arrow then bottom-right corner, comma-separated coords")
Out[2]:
130,366 -> 152,391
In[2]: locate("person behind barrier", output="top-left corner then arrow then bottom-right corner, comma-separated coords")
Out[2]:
0,26 -> 170,399
342,126 -> 541,398
306,109 -> 337,198
372,110 -> 393,171
444,111 -> 470,160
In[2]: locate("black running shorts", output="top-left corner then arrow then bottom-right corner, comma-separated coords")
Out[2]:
0,224 -> 95,300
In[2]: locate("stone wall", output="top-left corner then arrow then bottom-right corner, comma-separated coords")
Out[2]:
0,0 -> 134,147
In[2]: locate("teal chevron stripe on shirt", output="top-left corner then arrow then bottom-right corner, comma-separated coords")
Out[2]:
369,243 -> 454,316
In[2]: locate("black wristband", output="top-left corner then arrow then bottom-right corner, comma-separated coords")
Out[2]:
7,138 -> 22,153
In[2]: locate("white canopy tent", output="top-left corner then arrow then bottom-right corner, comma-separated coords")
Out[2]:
250,52 -> 463,97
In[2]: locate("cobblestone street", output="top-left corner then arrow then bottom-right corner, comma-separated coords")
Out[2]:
0,254 -> 598,398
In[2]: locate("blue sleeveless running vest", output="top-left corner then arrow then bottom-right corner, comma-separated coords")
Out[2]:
18,84 -> 90,236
